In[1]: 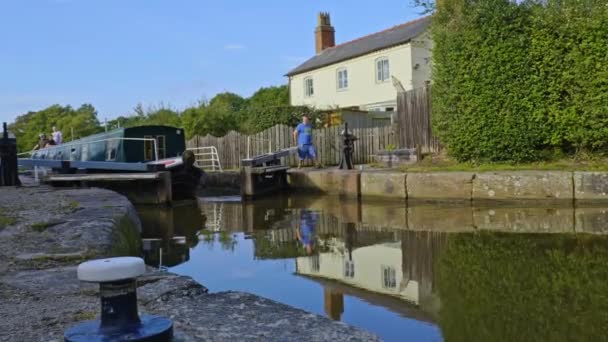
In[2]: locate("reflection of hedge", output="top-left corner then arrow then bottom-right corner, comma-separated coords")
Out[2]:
432,0 -> 608,161
437,233 -> 608,341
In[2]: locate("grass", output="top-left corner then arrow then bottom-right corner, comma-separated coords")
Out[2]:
386,154 -> 608,173
0,208 -> 17,230
0,216 -> 17,229
31,222 -> 53,232
72,311 -> 97,321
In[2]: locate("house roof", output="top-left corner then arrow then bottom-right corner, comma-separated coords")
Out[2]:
286,16 -> 431,77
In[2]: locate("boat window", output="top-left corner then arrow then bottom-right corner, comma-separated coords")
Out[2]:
81,144 -> 88,161
156,136 -> 166,159
106,139 -> 119,161
144,135 -> 154,160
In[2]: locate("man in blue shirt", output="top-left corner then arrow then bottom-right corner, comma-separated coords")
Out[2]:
293,114 -> 319,168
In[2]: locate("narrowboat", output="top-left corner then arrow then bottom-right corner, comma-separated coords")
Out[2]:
26,125 -> 202,199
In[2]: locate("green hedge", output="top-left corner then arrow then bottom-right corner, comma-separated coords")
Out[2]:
432,0 -> 608,162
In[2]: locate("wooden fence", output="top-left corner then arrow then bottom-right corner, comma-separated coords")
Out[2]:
187,124 -> 396,170
396,86 -> 441,153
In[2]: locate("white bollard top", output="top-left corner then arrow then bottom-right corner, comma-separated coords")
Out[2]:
77,257 -> 146,283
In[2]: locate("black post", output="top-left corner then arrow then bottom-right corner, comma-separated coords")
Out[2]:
0,122 -> 20,186
338,122 -> 356,170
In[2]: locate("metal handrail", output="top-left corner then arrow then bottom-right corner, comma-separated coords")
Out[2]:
18,137 -> 159,161
187,146 -> 222,172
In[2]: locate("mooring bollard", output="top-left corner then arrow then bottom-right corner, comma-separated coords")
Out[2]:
0,122 -> 20,186
64,257 -> 173,342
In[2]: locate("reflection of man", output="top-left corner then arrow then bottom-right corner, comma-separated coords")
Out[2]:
296,210 -> 317,255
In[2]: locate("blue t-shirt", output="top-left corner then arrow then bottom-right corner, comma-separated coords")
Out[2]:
296,123 -> 313,145
299,210 -> 317,246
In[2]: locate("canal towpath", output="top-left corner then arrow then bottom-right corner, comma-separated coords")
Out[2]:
0,184 -> 379,342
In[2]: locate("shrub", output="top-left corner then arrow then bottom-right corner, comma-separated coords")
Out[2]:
432,0 -> 608,162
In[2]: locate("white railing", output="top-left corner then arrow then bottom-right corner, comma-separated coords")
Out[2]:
187,146 -> 222,172
246,136 -> 273,158
18,137 -> 159,161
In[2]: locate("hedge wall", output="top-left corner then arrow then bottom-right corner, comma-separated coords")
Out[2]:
432,0 -> 608,162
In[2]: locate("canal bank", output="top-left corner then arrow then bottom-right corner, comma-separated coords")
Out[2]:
0,186 -> 379,341
285,169 -> 608,202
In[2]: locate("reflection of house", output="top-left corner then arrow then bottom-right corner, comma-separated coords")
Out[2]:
287,13 -> 432,112
296,241 -> 420,303
295,231 -> 446,318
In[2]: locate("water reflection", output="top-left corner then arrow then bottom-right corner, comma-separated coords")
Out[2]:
137,201 -> 205,267
135,196 -> 608,342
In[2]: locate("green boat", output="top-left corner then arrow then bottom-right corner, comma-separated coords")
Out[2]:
23,125 -> 202,199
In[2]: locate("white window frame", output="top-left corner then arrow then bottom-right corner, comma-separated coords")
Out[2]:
310,255 -> 320,272
381,265 -> 396,289
337,68 -> 348,90
376,57 -> 390,83
344,259 -> 355,278
304,77 -> 314,97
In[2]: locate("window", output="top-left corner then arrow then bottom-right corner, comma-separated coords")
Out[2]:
144,135 -> 154,160
337,68 -> 348,90
344,259 -> 355,278
304,77 -> 314,97
382,266 -> 396,289
144,135 -> 166,160
106,140 -> 119,161
156,136 -> 166,159
376,58 -> 390,83
310,255 -> 320,272
385,107 -> 394,112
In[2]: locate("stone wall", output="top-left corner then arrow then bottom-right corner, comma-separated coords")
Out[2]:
287,169 -> 608,202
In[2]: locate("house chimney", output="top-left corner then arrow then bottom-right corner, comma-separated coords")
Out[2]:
315,12 -> 335,54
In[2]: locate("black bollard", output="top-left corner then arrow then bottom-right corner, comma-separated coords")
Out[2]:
338,122 -> 357,170
64,257 -> 173,342
0,122 -> 20,186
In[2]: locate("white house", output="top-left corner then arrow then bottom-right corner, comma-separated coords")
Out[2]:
286,13 -> 432,112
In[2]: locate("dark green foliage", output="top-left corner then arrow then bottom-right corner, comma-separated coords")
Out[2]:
411,0 -> 436,14
9,85 -> 316,148
238,86 -> 320,134
432,0 -> 608,162
437,232 -> 608,341
9,104 -> 102,152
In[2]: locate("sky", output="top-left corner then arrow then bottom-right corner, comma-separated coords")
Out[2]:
0,0 -> 425,123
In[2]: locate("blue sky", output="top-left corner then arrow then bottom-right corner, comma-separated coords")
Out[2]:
0,0 -> 424,123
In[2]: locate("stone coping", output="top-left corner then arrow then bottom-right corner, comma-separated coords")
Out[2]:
288,169 -> 608,201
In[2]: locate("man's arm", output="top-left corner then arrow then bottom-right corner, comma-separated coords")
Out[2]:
293,128 -> 298,145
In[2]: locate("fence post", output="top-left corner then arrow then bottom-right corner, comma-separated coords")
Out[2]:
247,136 -> 251,159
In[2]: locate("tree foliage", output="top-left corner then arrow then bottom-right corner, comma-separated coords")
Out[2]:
9,104 -> 102,152
432,0 -> 608,162
9,85 -> 318,150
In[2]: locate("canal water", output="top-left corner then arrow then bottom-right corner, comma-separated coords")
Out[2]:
136,196 -> 608,342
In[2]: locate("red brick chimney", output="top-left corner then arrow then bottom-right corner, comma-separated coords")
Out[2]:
315,12 -> 335,54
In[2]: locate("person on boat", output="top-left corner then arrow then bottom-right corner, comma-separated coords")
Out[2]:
52,126 -> 63,144
293,114 -> 322,169
45,138 -> 56,148
32,133 -> 48,150
296,209 -> 318,255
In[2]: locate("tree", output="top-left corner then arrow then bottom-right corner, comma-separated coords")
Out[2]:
412,0 -> 436,14
9,104 -> 102,151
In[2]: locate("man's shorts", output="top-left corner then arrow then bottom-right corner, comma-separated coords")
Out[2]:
298,144 -> 317,160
